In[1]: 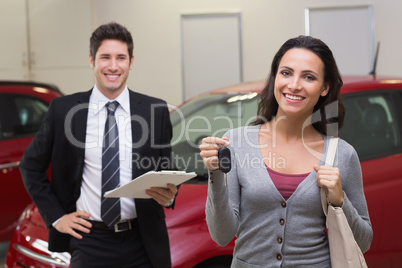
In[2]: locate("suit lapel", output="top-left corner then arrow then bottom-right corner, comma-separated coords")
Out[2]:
72,90 -> 92,166
129,90 -> 143,149
129,90 -> 150,179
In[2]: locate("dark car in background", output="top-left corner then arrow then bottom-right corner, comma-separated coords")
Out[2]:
4,77 -> 402,267
0,81 -> 63,242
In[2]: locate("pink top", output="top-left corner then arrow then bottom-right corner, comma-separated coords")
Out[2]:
266,166 -> 310,200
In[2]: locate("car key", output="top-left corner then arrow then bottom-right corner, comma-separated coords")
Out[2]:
218,147 -> 231,173
218,147 -> 231,186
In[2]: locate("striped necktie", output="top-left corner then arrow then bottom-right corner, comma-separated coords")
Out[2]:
101,101 -> 121,228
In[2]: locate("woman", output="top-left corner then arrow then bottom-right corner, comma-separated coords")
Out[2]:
199,35 -> 372,267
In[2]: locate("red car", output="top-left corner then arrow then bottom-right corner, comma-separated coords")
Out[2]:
0,81 -> 63,242
5,77 -> 402,267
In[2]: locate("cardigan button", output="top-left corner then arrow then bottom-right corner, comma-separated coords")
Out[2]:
277,236 -> 283,243
279,219 -> 285,225
281,201 -> 287,208
277,253 -> 283,261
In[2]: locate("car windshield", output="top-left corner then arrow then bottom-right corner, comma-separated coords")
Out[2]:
170,92 -> 259,183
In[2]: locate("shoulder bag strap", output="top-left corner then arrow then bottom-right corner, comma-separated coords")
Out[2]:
321,137 -> 339,216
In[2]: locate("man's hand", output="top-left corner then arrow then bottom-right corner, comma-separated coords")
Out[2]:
54,211 -> 92,239
146,183 -> 178,207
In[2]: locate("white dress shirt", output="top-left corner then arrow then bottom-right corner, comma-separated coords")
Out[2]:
76,85 -> 137,221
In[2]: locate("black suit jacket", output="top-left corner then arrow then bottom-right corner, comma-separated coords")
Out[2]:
20,89 -> 174,267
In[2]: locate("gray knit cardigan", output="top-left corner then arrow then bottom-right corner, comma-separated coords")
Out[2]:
206,125 -> 373,268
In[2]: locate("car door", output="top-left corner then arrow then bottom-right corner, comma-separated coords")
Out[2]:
340,89 -> 402,266
0,93 -> 49,241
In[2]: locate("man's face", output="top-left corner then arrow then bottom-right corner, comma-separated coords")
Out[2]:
89,39 -> 134,99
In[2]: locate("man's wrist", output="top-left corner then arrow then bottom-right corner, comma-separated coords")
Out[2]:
164,198 -> 174,207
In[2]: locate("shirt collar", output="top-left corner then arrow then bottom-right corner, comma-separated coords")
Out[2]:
89,85 -> 130,115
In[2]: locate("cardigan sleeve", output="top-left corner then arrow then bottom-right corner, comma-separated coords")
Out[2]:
337,140 -> 373,253
205,130 -> 240,246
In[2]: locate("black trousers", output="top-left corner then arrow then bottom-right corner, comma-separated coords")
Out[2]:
69,220 -> 152,268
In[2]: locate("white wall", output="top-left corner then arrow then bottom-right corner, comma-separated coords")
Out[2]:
0,0 -> 29,80
1,0 -> 402,106
0,0 -> 94,92
28,0 -> 94,92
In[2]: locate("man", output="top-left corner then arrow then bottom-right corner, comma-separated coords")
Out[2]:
20,22 -> 177,267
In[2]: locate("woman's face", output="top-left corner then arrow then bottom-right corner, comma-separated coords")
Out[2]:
274,48 -> 329,119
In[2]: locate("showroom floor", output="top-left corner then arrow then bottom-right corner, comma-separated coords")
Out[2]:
0,242 -> 8,268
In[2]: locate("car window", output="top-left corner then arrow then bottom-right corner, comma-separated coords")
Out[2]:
340,90 -> 402,161
171,89 -> 402,181
170,93 -> 259,181
0,94 -> 48,140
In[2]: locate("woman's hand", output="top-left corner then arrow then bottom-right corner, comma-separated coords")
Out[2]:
314,164 -> 344,207
199,137 -> 229,171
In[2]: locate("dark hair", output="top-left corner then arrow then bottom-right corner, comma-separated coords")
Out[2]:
253,35 -> 345,136
89,22 -> 134,63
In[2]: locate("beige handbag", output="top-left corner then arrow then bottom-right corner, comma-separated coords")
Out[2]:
321,137 -> 368,268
